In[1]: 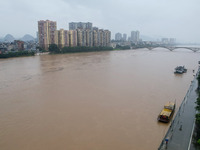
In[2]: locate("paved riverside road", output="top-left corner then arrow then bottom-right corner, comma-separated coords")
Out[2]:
158,70 -> 199,150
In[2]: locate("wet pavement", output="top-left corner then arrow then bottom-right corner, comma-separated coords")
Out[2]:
158,69 -> 199,150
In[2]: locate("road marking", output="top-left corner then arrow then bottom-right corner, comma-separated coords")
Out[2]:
188,119 -> 196,150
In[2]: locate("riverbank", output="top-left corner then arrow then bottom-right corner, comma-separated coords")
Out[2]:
0,46 -> 115,59
191,72 -> 200,149
48,44 -> 114,54
158,67 -> 200,150
0,51 -> 35,58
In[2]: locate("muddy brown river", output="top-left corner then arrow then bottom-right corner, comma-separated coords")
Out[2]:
0,48 -> 200,150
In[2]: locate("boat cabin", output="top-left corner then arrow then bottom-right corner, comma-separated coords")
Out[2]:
158,102 -> 175,123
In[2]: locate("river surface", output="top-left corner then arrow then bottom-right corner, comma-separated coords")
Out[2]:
0,48 -> 200,150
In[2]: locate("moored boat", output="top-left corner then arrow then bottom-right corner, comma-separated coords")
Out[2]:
157,102 -> 175,123
174,66 -> 187,74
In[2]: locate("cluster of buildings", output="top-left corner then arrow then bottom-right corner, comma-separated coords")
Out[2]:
115,33 -> 127,41
115,31 -> 140,43
0,40 -> 37,54
0,21 -> 177,54
38,20 -> 111,50
161,38 -> 176,45
113,30 -> 177,48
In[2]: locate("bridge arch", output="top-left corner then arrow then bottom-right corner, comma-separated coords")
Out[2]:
146,47 -> 171,51
146,47 -> 200,52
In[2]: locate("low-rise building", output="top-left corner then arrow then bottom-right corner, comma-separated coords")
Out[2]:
14,40 -> 24,51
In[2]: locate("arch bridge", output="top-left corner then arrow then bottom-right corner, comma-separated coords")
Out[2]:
147,46 -> 200,52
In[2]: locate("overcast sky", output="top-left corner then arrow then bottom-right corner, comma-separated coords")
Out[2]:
0,0 -> 200,43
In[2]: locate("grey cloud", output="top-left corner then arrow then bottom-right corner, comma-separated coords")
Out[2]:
0,0 -> 199,42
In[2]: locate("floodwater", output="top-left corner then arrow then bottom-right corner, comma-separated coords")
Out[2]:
0,48 -> 200,150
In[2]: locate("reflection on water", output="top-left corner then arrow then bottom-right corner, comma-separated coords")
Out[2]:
0,49 -> 200,150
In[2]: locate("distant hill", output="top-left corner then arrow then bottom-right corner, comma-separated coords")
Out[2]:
4,34 -> 15,42
21,34 -> 35,41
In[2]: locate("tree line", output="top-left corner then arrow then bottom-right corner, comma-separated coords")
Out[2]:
48,44 -> 114,54
115,45 -> 131,50
194,72 -> 200,146
0,51 -> 35,58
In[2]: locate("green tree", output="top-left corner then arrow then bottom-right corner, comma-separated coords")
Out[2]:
198,139 -> 200,145
48,44 -> 60,53
196,114 -> 200,124
197,74 -> 200,91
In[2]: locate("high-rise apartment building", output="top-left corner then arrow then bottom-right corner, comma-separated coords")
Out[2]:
57,29 -> 69,48
104,30 -> 111,47
92,28 -> 111,47
69,22 -> 93,30
38,20 -> 57,50
131,31 -> 140,43
38,20 -> 111,49
77,29 -> 87,46
93,28 -> 99,47
86,30 -> 93,47
69,30 -> 77,47
64,30 -> 70,47
115,33 -> 122,41
99,29 -> 105,46
123,33 -> 127,41
57,29 -> 64,48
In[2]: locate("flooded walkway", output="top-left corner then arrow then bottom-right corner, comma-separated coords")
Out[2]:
158,67 -> 199,150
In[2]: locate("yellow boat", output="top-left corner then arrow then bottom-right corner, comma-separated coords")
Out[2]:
157,102 -> 175,123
